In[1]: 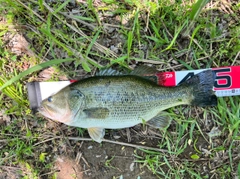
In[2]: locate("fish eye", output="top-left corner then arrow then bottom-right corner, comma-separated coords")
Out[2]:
47,96 -> 53,102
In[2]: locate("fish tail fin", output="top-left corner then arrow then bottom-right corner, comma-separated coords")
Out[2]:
182,70 -> 217,107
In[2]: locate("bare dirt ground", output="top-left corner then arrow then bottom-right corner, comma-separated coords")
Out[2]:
46,123 -> 164,179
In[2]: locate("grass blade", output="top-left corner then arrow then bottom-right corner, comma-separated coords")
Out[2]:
86,29 -> 100,56
127,31 -> 133,59
189,0 -> 209,20
161,21 -> 187,52
178,60 -> 194,70
38,0 -> 44,11
0,58 -> 76,91
82,61 -> 91,72
53,0 -> 71,14
182,0 -> 209,37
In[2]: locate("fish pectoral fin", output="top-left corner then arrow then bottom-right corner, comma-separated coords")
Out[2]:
88,127 -> 105,143
147,112 -> 172,129
83,108 -> 109,119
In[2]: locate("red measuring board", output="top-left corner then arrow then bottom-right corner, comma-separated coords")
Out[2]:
156,66 -> 240,97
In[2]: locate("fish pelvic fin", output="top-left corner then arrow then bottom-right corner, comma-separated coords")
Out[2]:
88,127 -> 105,143
147,111 -> 172,129
182,70 -> 217,107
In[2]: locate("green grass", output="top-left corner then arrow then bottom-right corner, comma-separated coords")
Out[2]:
0,0 -> 240,178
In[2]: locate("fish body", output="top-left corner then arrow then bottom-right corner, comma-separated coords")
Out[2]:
38,68 -> 217,142
65,76 -> 193,128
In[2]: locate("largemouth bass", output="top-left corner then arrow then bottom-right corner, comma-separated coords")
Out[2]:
38,67 -> 217,143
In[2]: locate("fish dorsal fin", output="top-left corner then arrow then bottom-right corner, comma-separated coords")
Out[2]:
146,111 -> 172,129
130,66 -> 159,83
97,66 -> 158,77
96,68 -> 123,76
130,66 -> 158,76
97,66 -> 158,76
83,108 -> 110,119
88,127 -> 105,143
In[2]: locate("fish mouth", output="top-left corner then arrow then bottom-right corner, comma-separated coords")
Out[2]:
38,105 -> 54,120
38,104 -> 73,123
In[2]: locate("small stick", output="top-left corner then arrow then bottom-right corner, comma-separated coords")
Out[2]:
33,137 -> 60,146
75,152 -> 82,165
231,51 -> 240,66
33,136 -> 169,153
68,137 -> 169,153
133,59 -> 165,65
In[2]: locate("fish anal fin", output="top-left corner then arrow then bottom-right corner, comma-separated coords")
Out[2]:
88,127 -> 105,143
147,112 -> 172,129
